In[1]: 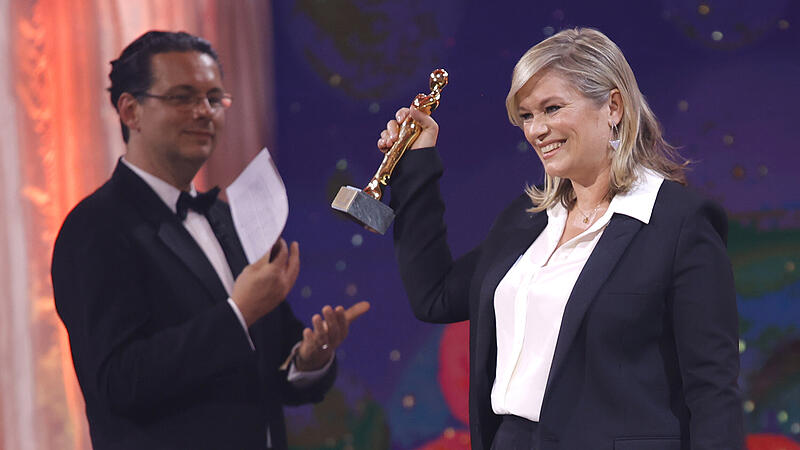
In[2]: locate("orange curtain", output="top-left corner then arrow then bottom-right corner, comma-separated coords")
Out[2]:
0,1 -> 275,448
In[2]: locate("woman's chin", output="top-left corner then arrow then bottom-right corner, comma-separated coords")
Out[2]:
542,164 -> 571,180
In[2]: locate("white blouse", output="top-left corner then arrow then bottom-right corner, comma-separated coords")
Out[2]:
491,169 -> 664,422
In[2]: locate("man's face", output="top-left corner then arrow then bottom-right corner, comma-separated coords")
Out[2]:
136,51 -> 226,169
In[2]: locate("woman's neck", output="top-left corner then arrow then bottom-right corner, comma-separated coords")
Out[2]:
570,165 -> 612,211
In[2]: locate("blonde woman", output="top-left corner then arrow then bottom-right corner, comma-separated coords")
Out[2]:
380,28 -> 743,449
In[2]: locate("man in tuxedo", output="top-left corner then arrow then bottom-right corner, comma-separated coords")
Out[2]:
51,31 -> 368,449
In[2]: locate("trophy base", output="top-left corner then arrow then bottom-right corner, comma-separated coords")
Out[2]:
331,186 -> 395,235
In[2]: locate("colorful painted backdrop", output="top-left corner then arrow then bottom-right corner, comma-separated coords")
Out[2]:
272,1 -> 800,449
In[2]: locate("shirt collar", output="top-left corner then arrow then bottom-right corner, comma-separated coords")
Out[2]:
546,167 -> 664,225
120,157 -> 196,214
607,168 -> 664,224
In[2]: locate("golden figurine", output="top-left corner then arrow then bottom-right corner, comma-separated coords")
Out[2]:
332,69 -> 449,234
363,69 -> 448,200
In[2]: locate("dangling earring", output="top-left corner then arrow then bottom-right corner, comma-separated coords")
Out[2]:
609,122 -> 620,150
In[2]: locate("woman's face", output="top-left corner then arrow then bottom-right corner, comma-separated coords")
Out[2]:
516,70 -> 614,187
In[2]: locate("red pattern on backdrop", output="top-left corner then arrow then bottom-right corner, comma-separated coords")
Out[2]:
438,321 -> 470,426
747,434 -> 800,450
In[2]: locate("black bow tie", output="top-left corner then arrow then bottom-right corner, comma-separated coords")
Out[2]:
176,187 -> 220,220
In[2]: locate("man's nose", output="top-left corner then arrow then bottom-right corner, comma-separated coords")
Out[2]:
192,97 -> 214,117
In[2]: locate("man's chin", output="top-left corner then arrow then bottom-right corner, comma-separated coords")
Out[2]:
175,146 -> 215,169
185,140 -> 216,156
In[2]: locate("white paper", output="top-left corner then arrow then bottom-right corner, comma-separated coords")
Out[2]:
227,147 -> 288,264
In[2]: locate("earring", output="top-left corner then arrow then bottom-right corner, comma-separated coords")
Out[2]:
609,122 -> 620,150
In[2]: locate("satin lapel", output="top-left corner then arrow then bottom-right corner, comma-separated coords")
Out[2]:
110,161 -> 229,304
475,212 -> 548,390
543,214 -> 643,400
206,202 -> 248,278
157,220 -> 229,304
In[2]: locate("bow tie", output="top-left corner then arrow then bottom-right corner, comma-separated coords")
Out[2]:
176,187 -> 220,220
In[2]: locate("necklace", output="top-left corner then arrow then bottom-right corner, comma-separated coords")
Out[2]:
574,203 -> 605,225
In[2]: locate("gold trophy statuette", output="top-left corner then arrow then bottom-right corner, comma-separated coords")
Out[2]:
331,69 -> 449,234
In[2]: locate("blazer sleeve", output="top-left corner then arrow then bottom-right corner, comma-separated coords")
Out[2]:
52,209 -> 263,415
669,199 -> 745,448
389,147 -> 479,323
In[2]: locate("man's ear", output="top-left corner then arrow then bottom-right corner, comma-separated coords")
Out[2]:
117,93 -> 140,133
608,88 -> 624,126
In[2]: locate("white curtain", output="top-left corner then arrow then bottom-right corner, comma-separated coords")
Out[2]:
0,0 -> 36,449
0,1 -> 275,448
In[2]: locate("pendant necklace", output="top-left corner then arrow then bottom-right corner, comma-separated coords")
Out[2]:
575,203 -> 605,225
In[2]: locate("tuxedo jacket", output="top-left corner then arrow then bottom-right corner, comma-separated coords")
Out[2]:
52,161 -> 335,450
389,149 -> 743,450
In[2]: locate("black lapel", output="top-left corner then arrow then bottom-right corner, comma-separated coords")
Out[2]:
474,211 -> 549,390
542,214 -> 643,401
206,201 -> 249,278
111,161 -> 229,303
157,221 -> 229,303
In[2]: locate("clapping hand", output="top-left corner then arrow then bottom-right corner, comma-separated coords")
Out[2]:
295,301 -> 371,371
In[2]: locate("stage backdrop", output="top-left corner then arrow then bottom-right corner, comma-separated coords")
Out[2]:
271,1 -> 800,449
1,1 -> 799,450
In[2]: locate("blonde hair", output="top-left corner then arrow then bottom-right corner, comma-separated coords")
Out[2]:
506,28 -> 687,212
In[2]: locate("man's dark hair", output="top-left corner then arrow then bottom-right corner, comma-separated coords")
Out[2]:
108,30 -> 222,142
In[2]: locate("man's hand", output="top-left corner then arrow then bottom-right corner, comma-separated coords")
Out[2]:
231,238 -> 300,327
295,301 -> 371,371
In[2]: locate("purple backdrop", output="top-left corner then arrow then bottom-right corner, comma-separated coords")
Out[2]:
265,1 -> 800,448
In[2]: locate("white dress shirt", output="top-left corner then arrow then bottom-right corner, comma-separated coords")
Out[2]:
491,168 -> 664,422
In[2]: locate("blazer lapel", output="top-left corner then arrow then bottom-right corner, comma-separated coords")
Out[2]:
157,220 -> 229,303
475,211 -> 548,392
111,161 -> 229,304
206,202 -> 249,278
542,214 -> 643,402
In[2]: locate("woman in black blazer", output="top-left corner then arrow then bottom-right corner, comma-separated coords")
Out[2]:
379,28 -> 743,450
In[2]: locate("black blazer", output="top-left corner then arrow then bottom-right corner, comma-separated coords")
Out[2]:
52,161 -> 335,450
389,149 -> 743,450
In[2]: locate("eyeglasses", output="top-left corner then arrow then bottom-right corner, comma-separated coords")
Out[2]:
135,91 -> 233,112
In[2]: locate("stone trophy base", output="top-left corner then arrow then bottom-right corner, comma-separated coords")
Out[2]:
331,186 -> 395,235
